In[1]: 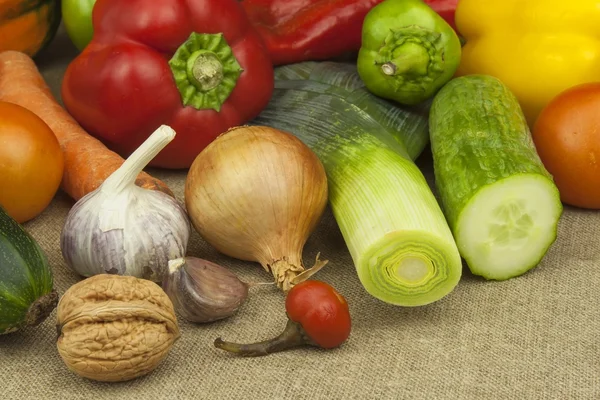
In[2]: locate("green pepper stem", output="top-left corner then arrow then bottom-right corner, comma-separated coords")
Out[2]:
186,50 -> 224,91
380,42 -> 430,77
169,32 -> 243,112
214,319 -> 309,357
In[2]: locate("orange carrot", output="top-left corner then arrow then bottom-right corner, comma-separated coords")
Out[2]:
0,50 -> 173,201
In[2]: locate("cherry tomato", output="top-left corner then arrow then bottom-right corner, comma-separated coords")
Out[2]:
285,280 -> 351,349
0,102 -> 64,223
214,280 -> 352,356
532,82 -> 600,209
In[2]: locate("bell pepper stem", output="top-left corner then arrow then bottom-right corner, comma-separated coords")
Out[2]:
366,25 -> 446,97
214,319 -> 311,357
380,42 -> 431,77
186,50 -> 224,91
169,32 -> 243,112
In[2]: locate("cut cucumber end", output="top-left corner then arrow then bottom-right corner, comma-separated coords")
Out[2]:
455,174 -> 562,280
357,230 -> 462,307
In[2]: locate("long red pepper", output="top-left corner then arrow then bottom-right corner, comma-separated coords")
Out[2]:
240,0 -> 382,66
239,0 -> 458,66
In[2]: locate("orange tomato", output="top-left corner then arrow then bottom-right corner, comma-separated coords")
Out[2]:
532,82 -> 600,209
0,101 -> 64,223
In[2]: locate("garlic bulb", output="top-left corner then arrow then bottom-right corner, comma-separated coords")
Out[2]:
60,125 -> 191,282
162,257 -> 249,323
184,125 -> 329,292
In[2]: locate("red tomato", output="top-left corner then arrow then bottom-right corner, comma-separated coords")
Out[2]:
0,101 -> 64,222
285,280 -> 351,349
532,82 -> 600,209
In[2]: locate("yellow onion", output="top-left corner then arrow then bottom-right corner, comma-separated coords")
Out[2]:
184,125 -> 328,292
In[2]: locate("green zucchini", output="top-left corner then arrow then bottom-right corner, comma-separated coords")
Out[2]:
429,74 -> 563,280
253,62 -> 462,307
0,206 -> 58,334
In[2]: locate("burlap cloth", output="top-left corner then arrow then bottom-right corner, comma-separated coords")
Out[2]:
2,25 -> 599,400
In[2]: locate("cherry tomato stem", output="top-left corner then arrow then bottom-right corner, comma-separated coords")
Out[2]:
214,320 -> 310,357
214,280 -> 351,357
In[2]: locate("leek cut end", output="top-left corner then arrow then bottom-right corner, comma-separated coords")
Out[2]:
395,256 -> 434,284
357,230 -> 462,307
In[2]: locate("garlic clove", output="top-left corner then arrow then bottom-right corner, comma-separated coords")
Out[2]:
162,257 -> 249,323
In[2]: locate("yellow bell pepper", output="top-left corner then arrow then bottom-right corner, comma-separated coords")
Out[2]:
455,0 -> 600,127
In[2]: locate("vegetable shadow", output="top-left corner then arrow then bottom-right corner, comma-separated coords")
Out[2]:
35,23 -> 79,70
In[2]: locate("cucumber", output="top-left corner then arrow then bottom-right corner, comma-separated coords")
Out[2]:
428,74 -> 563,280
0,205 -> 58,334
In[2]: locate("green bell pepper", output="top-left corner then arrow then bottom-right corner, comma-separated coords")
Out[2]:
357,0 -> 461,105
62,0 -> 96,51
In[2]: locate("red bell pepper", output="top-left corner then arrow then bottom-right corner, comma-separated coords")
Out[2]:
239,0 -> 458,66
61,0 -> 274,169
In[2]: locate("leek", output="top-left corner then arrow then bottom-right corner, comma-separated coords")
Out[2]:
252,62 -> 462,306
274,61 -> 431,160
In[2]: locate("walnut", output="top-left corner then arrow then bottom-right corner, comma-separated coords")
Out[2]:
56,274 -> 180,382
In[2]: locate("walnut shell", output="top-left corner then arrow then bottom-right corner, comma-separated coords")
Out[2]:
56,274 -> 180,382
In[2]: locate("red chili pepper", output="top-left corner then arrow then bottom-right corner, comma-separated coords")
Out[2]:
61,0 -> 274,169
239,0 -> 458,66
214,280 -> 351,356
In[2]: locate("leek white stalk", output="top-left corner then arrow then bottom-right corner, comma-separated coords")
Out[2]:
60,125 -> 191,282
252,63 -> 462,306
